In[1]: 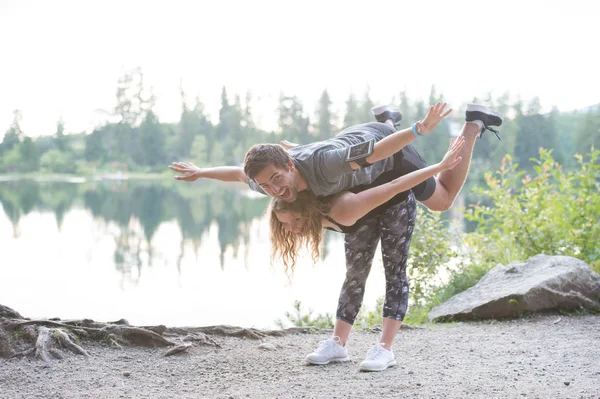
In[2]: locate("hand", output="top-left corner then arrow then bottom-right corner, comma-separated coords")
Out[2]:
415,102 -> 453,135
438,136 -> 465,171
168,162 -> 202,182
280,139 -> 299,150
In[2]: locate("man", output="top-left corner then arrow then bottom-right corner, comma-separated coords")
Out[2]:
169,102 -> 503,371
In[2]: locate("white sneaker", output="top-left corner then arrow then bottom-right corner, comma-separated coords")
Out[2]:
359,343 -> 397,372
305,336 -> 350,365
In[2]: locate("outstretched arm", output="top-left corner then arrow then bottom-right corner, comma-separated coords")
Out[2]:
356,102 -> 452,169
169,162 -> 248,184
328,136 -> 465,225
280,103 -> 451,172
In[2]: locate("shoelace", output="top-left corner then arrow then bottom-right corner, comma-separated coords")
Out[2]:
316,339 -> 337,355
365,343 -> 387,360
479,125 -> 502,141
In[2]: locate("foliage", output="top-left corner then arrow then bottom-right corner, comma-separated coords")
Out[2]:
407,147 -> 600,324
464,147 -> 600,271
40,150 -> 76,174
275,300 -> 333,329
354,297 -> 384,329
408,207 -> 458,304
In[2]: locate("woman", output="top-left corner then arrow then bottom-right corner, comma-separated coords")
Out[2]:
269,135 -> 465,272
268,136 -> 465,371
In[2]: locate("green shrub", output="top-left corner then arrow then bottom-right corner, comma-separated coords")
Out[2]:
275,300 -> 333,329
465,147 -> 600,272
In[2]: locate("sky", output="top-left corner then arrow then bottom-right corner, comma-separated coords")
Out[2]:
0,0 -> 599,138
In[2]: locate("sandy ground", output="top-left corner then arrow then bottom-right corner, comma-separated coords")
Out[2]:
1,314 -> 599,399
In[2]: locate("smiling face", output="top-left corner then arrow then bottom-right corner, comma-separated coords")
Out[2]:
253,162 -> 299,202
273,210 -> 306,234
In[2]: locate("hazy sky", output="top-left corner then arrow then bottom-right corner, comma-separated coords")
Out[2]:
1,0 -> 599,137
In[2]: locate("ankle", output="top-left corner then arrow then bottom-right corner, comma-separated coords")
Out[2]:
332,335 -> 347,347
379,341 -> 392,351
464,121 -> 483,138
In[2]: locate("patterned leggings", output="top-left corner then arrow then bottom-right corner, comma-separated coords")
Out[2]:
336,193 -> 417,324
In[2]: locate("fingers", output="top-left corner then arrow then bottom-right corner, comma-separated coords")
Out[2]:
169,161 -> 197,173
451,136 -> 466,153
169,165 -> 186,173
450,156 -> 463,168
430,102 -> 452,118
445,137 -> 465,156
171,161 -> 191,168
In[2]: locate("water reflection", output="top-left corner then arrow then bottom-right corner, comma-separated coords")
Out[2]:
0,179 -> 475,328
1,179 -> 271,271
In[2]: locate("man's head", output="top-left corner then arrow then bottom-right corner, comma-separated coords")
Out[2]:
244,144 -> 301,202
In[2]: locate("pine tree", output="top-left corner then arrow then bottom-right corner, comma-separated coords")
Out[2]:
315,90 -> 335,140
343,94 -> 360,128
1,110 -> 24,153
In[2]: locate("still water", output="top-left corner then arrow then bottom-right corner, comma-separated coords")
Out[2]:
0,178 -> 394,329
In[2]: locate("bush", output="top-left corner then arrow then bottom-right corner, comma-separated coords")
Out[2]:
275,301 -> 333,329
406,147 -> 600,324
465,147 -> 600,272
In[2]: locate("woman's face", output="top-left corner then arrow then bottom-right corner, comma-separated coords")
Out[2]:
274,210 -> 306,234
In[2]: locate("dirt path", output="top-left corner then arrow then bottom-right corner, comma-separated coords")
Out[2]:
1,314 -> 599,399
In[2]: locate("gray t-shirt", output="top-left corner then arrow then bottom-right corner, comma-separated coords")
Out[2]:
248,122 -> 396,197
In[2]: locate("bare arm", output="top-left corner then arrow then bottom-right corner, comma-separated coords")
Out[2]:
169,162 -> 247,184
348,102 -> 453,170
329,137 -> 465,225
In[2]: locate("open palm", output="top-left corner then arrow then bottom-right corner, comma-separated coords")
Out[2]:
168,162 -> 201,181
438,136 -> 465,171
416,102 -> 453,135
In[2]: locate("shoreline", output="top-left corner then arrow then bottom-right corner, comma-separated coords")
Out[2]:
2,314 -> 598,399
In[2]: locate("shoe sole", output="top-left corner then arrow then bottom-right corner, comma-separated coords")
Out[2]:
466,104 -> 502,119
359,359 -> 397,372
304,356 -> 350,365
371,105 -> 389,115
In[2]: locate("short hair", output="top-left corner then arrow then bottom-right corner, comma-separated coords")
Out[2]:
243,144 -> 292,180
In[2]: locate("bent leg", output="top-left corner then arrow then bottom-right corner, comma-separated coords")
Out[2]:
420,122 -> 480,211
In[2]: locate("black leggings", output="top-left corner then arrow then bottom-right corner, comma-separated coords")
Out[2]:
336,193 -> 417,324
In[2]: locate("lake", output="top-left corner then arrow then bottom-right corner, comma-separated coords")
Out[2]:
0,178 -> 409,329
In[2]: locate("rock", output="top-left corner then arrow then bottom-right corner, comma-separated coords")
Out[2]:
0,305 -> 23,319
429,255 -> 600,322
163,344 -> 191,357
257,343 -> 277,351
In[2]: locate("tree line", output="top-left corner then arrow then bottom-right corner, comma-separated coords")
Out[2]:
1,68 -> 598,175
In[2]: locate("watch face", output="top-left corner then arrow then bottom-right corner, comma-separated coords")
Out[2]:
348,141 -> 373,159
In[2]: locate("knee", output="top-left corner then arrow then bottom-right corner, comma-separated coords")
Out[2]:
426,198 -> 454,212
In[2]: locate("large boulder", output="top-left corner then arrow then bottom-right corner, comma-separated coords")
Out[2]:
0,304 -> 23,319
428,255 -> 600,322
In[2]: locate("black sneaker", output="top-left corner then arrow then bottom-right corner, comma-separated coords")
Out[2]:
466,104 -> 503,140
372,105 -> 403,129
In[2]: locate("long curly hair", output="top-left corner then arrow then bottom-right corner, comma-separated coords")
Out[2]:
269,191 -> 332,274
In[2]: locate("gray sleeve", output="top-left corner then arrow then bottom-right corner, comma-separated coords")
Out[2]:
319,148 -> 394,187
350,157 -> 395,186
318,147 -> 353,182
247,178 -> 267,195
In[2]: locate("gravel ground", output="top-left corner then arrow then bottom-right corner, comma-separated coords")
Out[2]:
1,314 -> 599,399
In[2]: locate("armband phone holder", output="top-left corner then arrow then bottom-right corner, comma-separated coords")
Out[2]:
345,139 -> 375,167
